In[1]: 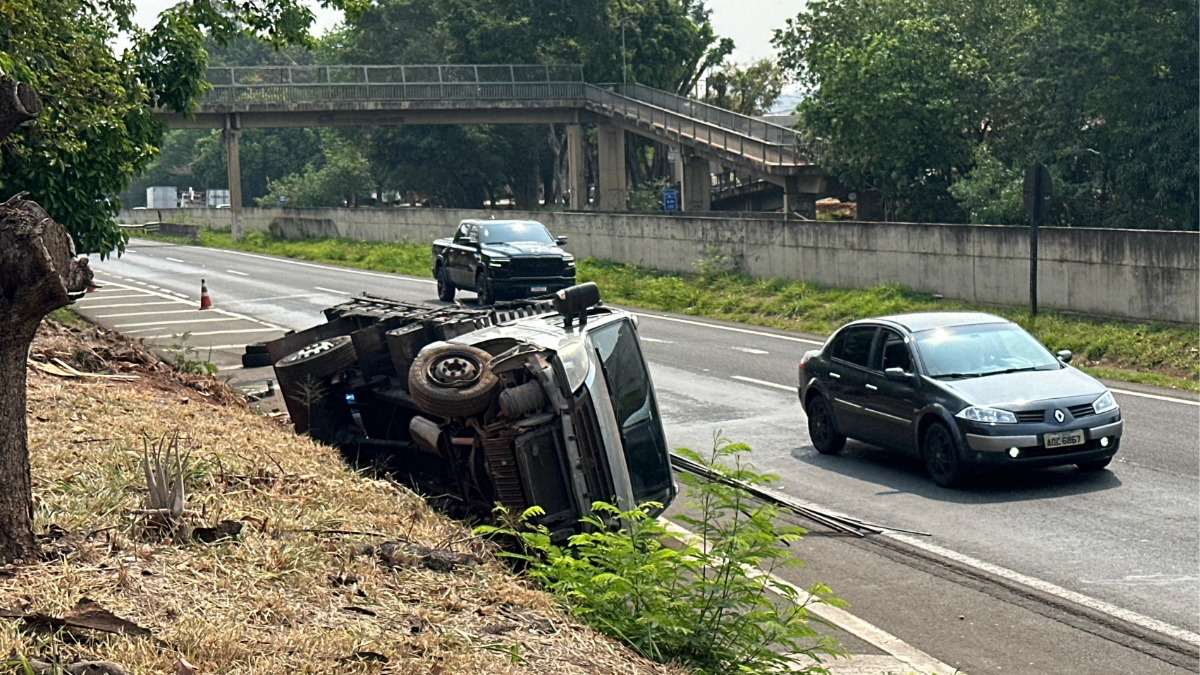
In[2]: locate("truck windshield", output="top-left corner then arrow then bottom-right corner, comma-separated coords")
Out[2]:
479,222 -> 555,245
589,319 -> 673,504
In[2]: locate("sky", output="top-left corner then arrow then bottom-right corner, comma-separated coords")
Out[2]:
129,0 -> 804,64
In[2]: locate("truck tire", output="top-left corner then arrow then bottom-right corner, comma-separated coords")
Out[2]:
241,351 -> 273,368
436,264 -> 456,302
475,270 -> 494,306
408,343 -> 500,418
275,335 -> 358,381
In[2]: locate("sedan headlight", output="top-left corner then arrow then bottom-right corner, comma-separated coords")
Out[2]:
1092,390 -> 1118,414
956,406 -> 1018,424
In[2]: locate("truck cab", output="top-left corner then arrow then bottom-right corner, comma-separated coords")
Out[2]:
266,284 -> 673,537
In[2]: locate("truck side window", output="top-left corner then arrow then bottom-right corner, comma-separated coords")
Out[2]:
455,223 -> 470,242
878,330 -> 913,373
467,225 -> 479,243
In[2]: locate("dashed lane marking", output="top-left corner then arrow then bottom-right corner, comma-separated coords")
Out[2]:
314,286 -> 352,295
116,317 -> 239,330
731,375 -> 796,392
78,301 -> 183,310
733,346 -> 770,355
96,309 -> 212,318
226,270 -> 249,276
165,257 -> 187,263
77,293 -> 156,302
636,312 -> 825,346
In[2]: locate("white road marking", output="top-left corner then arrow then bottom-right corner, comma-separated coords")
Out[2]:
731,375 -> 796,392
134,281 -> 148,286
77,301 -> 184,310
314,286 -> 352,295
77,293 -> 155,302
220,364 -> 244,371
116,317 -> 239,329
124,249 -> 137,254
733,346 -> 770,355
99,280 -> 284,331
142,328 -> 281,340
165,257 -> 187,263
96,309 -> 208,318
889,532 -> 1200,646
226,269 -> 249,276
639,336 -> 673,344
1110,388 -> 1198,407
660,519 -> 958,675
226,293 -> 317,304
636,312 -> 824,346
201,247 -> 438,285
206,344 -> 258,351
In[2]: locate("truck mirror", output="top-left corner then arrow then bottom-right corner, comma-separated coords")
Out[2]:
555,236 -> 568,246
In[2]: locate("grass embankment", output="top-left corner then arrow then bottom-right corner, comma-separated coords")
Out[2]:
146,230 -> 1199,391
6,319 -> 677,674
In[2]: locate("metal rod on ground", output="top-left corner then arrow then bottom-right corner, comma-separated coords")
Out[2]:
668,453 -> 931,538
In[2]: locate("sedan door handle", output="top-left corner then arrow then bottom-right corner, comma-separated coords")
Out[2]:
865,384 -> 878,391
829,372 -> 841,379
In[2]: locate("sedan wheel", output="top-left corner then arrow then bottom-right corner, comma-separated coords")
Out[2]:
807,396 -> 846,455
923,422 -> 967,488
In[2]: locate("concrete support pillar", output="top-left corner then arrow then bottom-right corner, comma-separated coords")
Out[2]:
223,118 -> 243,242
567,123 -> 587,211
783,177 -> 816,220
597,124 -> 626,212
681,151 -> 711,212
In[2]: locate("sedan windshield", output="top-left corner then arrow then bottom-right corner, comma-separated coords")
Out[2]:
913,323 -> 1060,378
479,222 -> 555,245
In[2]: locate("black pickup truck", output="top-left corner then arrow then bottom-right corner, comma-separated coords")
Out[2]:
431,219 -> 576,305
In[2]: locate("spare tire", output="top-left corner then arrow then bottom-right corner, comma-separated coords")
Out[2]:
275,335 -> 358,381
408,343 -> 500,418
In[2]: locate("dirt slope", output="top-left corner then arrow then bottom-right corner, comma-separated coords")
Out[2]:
0,319 -> 678,675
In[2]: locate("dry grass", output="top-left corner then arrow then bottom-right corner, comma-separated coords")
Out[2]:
3,320 -> 680,675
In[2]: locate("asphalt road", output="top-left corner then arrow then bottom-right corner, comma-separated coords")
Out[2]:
78,239 -> 1200,643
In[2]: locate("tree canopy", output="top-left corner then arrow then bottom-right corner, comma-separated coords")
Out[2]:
774,0 -> 1198,228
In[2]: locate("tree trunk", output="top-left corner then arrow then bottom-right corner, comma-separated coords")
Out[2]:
0,76 -> 42,141
0,196 -> 93,563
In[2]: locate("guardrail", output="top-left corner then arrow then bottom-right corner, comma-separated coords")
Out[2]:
584,85 -> 815,167
199,64 -> 586,105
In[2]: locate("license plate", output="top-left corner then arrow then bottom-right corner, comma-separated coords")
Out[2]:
1044,429 -> 1085,449
530,286 -> 547,293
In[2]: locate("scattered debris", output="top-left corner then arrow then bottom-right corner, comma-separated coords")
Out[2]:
2,598 -> 152,639
18,658 -> 131,675
378,542 -> 482,573
191,520 -> 242,544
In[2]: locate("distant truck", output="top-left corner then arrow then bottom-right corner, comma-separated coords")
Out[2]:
431,219 -> 576,305
146,186 -> 177,209
265,284 -> 675,538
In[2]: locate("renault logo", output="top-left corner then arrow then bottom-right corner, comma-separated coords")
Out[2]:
1054,409 -> 1066,423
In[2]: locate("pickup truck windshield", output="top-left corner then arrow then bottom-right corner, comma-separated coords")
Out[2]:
479,222 -> 555,245
589,319 -> 673,504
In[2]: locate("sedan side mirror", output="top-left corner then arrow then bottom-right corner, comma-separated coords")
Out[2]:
555,236 -> 568,246
1056,349 -> 1073,363
884,367 -> 914,382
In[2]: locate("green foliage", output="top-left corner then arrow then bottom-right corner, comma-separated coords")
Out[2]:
948,145 -> 1025,225
256,132 -> 373,207
628,176 -> 672,211
0,0 -> 359,255
477,437 -> 844,674
774,0 -> 1198,229
164,332 -> 218,376
703,59 -> 786,115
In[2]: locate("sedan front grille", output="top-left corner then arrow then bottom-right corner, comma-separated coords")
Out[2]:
1067,403 -> 1096,419
510,257 -> 563,278
1014,410 -> 1045,423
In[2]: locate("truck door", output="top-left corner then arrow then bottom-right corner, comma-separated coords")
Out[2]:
450,224 -> 479,286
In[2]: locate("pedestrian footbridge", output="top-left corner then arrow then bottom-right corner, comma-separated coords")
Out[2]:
161,64 -> 828,215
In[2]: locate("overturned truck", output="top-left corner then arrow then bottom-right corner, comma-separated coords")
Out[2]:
266,284 -> 675,537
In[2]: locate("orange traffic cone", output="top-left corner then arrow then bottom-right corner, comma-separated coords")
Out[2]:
199,279 -> 212,310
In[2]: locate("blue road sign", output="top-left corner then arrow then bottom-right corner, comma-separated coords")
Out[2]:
279,195 -> 287,206
663,188 -> 678,212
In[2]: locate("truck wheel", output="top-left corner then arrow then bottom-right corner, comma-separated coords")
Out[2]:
923,421 -> 967,488
275,336 -> 358,381
475,270 -> 494,306
436,265 -> 456,302
408,343 -> 500,418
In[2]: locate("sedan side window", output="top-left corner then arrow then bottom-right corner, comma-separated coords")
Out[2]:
878,330 -> 913,373
835,327 -> 876,368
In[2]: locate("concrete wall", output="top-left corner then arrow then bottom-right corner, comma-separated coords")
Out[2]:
120,207 -> 1199,324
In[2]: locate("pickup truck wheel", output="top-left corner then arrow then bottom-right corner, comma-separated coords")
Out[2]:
474,270 -> 494,306
408,343 -> 500,418
274,336 -> 358,434
436,265 -> 456,302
